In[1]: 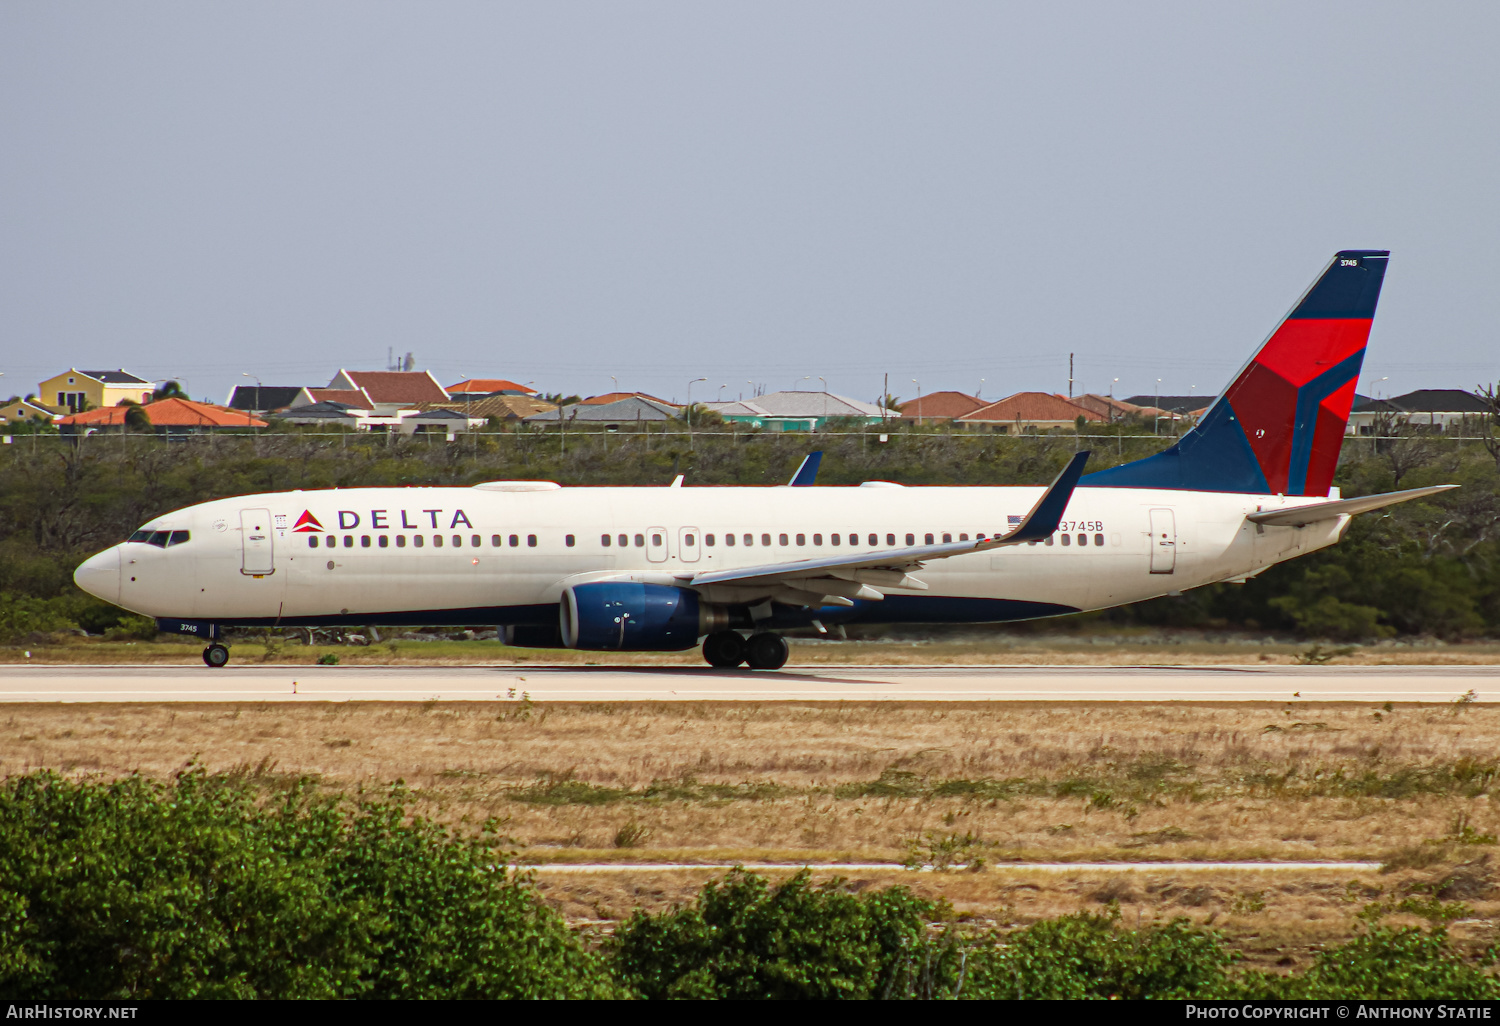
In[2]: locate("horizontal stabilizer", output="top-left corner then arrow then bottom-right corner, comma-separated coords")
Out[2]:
1246,484 -> 1457,528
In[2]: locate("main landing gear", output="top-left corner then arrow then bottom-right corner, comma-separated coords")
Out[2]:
202,643 -> 230,668
702,631 -> 789,671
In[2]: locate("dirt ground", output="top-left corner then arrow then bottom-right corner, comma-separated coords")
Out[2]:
5,697 -> 1500,964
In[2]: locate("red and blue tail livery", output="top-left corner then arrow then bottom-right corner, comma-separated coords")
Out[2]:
1085,250 -> 1389,496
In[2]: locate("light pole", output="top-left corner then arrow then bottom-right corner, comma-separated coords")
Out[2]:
241,372 -> 262,430
609,375 -> 618,396
818,377 -> 827,431
717,383 -> 727,403
911,379 -> 921,424
1154,378 -> 1162,436
977,378 -> 985,401
687,377 -> 707,446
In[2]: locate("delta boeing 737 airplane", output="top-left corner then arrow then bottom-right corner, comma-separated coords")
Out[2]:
75,250 -> 1453,670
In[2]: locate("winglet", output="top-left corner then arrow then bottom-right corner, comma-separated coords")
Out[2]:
788,451 -> 823,486
1001,451 -> 1090,544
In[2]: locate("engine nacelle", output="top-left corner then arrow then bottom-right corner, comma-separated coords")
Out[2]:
560,582 -> 726,651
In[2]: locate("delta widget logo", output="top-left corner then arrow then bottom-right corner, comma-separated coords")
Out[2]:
292,511 -> 325,533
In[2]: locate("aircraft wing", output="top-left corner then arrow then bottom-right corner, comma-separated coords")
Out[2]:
685,452 -> 1090,600
787,452 -> 823,486
1245,484 -> 1457,528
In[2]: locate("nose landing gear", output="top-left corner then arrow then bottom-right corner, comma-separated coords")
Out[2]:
702,631 -> 788,670
203,643 -> 230,668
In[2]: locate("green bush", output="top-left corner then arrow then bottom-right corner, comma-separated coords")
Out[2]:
1224,927 -> 1500,1000
103,614 -> 157,641
611,868 -> 958,999
0,593 -> 77,643
0,769 -> 616,999
962,908 -> 1235,999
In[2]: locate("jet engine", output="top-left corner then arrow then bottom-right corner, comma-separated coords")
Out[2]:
560,582 -> 728,651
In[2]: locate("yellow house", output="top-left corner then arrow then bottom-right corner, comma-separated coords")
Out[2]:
0,398 -> 58,428
37,369 -> 155,414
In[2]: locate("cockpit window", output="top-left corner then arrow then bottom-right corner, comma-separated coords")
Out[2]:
167,531 -> 190,547
128,530 -> 152,543
148,531 -> 170,547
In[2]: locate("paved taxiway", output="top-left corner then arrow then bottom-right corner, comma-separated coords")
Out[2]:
0,664 -> 1493,703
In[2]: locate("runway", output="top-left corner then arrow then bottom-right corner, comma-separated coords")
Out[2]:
0,663 -> 1494,703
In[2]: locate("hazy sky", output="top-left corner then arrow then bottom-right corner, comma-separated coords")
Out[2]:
3,2 -> 1497,407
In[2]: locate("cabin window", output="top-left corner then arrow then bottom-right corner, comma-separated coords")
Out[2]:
1095,533 -> 1105,547
528,535 -> 538,547
830,533 -> 840,546
634,534 -> 644,547
925,534 -> 935,545
379,535 -> 389,548
906,534 -> 915,546
812,534 -> 822,546
453,535 -> 462,547
396,535 -> 407,548
341,535 -> 351,548
1061,534 -> 1071,546
779,533 -> 789,546
959,533 -> 968,541
509,535 -> 519,547
472,535 -> 481,547
705,534 -> 715,546
869,534 -> 878,546
942,533 -> 952,543
760,534 -> 770,546
414,535 -> 424,548
849,534 -> 858,546
1044,536 -> 1053,546
1077,534 -> 1087,547
618,534 -> 628,547
724,533 -> 735,546
492,535 -> 502,547
795,534 -> 805,546
684,534 -> 695,547
361,535 -> 371,548
434,535 -> 443,547
886,534 -> 895,546
308,536 -> 319,548
601,534 -> 611,546
650,533 -> 661,547
565,534 -> 575,547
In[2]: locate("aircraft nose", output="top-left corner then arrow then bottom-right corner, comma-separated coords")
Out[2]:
74,547 -> 120,604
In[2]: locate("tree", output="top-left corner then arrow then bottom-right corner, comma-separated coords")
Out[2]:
117,399 -> 151,432
151,381 -> 188,402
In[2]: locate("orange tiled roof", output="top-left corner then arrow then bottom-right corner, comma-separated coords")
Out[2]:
1070,393 -> 1149,419
580,391 -> 675,406
58,398 -> 267,428
956,392 -> 1104,424
897,391 -> 988,420
305,389 -> 374,410
446,378 -> 536,394
339,371 -> 448,403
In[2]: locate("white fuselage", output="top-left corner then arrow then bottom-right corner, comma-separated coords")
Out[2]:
74,482 -> 1349,630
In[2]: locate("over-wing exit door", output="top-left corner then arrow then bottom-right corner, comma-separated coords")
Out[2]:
1148,508 -> 1176,574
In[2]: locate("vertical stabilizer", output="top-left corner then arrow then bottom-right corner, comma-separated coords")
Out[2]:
1084,250 -> 1388,496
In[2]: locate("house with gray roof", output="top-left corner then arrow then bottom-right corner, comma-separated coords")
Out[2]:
703,391 -> 887,431
523,396 -> 679,429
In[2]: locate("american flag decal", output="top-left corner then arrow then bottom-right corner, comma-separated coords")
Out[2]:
1007,515 -> 1024,525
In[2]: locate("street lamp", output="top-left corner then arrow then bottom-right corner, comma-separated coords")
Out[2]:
240,372 -> 262,430
1154,378 -> 1162,436
686,377 -> 707,444
911,379 -> 921,424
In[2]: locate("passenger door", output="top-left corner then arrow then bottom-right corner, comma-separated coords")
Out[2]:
1148,508 -> 1176,574
240,508 -> 275,576
679,526 -> 701,563
647,526 -> 668,563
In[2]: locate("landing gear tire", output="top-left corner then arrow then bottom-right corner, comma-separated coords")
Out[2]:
703,631 -> 746,668
744,632 -> 789,671
203,643 -> 230,668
